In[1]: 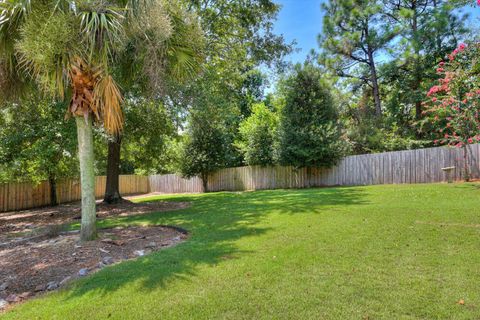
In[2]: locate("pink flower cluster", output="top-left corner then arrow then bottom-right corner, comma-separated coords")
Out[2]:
427,85 -> 448,97
448,43 -> 466,61
424,41 -> 480,149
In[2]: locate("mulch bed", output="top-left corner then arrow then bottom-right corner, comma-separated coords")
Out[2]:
0,198 -> 190,236
0,225 -> 188,311
0,197 -> 191,312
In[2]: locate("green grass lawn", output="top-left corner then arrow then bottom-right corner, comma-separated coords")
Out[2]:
3,183 -> 480,319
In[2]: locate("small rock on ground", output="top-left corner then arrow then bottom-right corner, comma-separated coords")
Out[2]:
0,299 -> 7,309
18,292 -> 31,299
102,256 -> 114,265
46,281 -> 58,291
134,250 -> 145,257
0,282 -> 8,291
34,284 -> 45,292
78,268 -> 89,277
145,242 -> 156,248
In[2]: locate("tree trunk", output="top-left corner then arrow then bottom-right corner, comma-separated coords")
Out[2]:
49,176 -> 58,207
367,51 -> 382,117
201,172 -> 208,192
463,145 -> 470,182
104,134 -> 123,204
306,166 -> 312,188
76,116 -> 97,241
412,4 -> 423,121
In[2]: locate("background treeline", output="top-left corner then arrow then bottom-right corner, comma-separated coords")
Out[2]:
0,0 -> 476,194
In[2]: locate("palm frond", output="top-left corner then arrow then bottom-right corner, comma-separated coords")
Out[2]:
93,74 -> 124,134
14,6 -> 79,98
0,0 -> 31,72
0,0 -> 31,32
164,5 -> 204,82
77,1 -> 126,66
123,0 -> 203,93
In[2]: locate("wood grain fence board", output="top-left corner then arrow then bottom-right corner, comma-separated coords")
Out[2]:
469,144 -> 480,179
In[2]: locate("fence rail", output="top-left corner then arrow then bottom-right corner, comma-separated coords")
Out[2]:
2,144 -> 480,212
0,175 -> 149,212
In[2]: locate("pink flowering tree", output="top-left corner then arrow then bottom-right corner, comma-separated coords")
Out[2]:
422,42 -> 480,181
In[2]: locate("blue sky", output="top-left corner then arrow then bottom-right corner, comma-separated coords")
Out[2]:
273,0 -> 324,64
272,0 -> 479,65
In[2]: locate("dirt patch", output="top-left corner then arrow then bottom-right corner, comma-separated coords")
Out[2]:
0,197 -> 191,237
0,225 -> 188,311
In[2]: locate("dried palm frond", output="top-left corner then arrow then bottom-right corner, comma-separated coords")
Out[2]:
93,74 -> 124,134
68,56 -> 123,134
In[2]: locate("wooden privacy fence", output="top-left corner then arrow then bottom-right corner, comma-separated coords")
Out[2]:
3,144 -> 480,212
0,175 -> 148,212
148,174 -> 204,194
149,144 -> 480,193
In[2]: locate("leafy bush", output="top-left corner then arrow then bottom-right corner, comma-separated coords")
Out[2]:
235,103 -> 278,166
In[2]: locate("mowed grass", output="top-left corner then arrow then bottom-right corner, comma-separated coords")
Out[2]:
3,183 -> 480,319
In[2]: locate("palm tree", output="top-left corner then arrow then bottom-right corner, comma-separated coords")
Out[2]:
0,0 -> 203,241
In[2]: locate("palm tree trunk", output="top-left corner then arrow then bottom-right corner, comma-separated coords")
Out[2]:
103,134 -> 122,204
76,116 -> 97,241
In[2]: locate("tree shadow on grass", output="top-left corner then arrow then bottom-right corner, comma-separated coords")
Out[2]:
62,186 -> 368,300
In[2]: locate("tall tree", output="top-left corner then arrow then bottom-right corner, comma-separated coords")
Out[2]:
277,63 -> 346,169
102,2 -> 204,204
0,0 -> 203,241
320,0 -> 397,117
119,97 -> 176,175
383,0 -> 467,120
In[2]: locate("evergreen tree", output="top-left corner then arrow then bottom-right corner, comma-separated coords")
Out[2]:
320,0 -> 397,117
277,64 -> 346,168
383,0 -> 467,120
